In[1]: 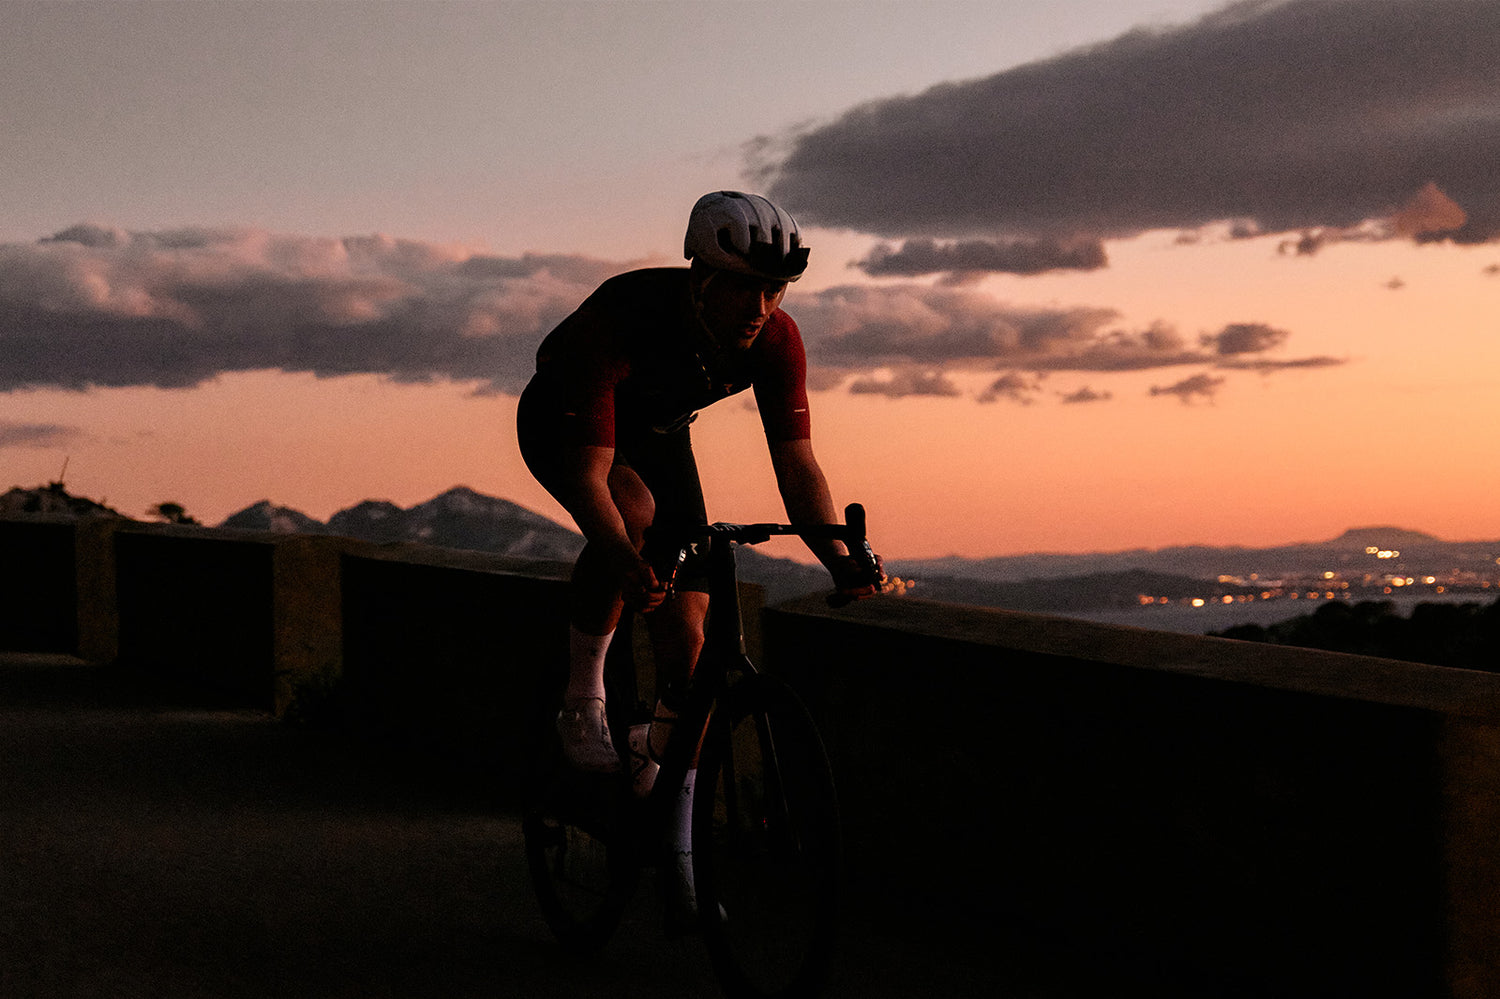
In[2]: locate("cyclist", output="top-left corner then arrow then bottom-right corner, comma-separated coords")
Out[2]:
517,190 -> 881,918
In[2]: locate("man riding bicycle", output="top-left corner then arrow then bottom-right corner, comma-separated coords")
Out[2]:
517,190 -> 881,916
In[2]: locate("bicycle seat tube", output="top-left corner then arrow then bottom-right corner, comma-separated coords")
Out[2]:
702,534 -> 753,668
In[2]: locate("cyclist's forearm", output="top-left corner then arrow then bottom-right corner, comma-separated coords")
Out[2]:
769,439 -> 849,565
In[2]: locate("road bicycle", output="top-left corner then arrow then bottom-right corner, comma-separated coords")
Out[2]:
523,504 -> 884,999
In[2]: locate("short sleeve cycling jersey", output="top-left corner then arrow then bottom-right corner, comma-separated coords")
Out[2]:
531,268 -> 812,448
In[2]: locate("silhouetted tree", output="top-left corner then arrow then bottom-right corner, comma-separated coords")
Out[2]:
149,501 -> 200,525
1215,598 -> 1500,673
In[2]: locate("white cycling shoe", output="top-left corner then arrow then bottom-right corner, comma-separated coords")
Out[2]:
556,698 -> 620,773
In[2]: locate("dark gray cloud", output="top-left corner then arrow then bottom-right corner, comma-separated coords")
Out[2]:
1058,386 -> 1113,405
764,1 -> 1500,246
0,225 -> 628,393
1205,322 -> 1288,356
977,371 -> 1045,405
0,421 -> 82,448
1150,373 -> 1226,403
0,226 -> 1340,407
1217,355 -> 1345,372
854,237 -> 1107,281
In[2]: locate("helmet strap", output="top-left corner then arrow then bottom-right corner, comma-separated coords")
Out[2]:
687,265 -> 722,348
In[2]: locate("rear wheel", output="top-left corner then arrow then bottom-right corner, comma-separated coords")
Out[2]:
522,622 -> 644,953
522,756 -> 639,954
693,673 -> 842,999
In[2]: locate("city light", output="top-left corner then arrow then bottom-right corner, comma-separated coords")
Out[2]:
1126,552 -> 1498,618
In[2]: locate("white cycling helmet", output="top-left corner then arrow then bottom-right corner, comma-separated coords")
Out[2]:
684,191 -> 809,282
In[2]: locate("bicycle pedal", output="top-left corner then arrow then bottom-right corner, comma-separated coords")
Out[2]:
626,723 -> 659,798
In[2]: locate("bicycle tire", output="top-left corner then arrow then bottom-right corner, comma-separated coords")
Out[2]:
693,672 -> 842,999
522,752 -> 640,955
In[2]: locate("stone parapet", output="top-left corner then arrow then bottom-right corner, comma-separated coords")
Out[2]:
763,594 -> 1500,998
5,513 -> 1499,995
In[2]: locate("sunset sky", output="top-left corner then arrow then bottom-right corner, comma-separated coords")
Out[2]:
3,0 -> 1499,561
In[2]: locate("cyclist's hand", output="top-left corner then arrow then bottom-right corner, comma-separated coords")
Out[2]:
622,556 -> 667,613
828,552 -> 886,603
606,544 -> 666,613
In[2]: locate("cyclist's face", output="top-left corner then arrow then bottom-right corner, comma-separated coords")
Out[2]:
696,270 -> 788,348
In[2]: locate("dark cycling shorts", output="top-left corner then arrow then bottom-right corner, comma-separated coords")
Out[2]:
517,378 -> 711,593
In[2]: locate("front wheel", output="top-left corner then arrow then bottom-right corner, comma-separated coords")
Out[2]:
693,673 -> 842,999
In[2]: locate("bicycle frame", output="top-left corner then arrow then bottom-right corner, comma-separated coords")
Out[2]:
643,504 -> 877,821
525,504 -> 874,989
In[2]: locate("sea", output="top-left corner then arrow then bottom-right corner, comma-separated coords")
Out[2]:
1060,591 -> 1496,636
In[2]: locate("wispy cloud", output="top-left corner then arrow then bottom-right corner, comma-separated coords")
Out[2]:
789,283 -> 1339,395
1058,386 -> 1112,405
0,421 -> 83,449
0,224 -> 629,393
762,0 -> 1500,247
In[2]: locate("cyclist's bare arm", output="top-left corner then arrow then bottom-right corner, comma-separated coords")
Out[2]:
767,438 -> 849,560
768,438 -> 882,601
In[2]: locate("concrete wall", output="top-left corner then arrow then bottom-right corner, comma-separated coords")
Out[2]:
0,516 -> 77,652
763,595 -> 1500,998
4,513 -> 1499,996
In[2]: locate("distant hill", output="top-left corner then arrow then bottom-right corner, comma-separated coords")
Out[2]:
16,479 -> 1499,613
220,500 -> 331,535
888,527 -> 1500,585
1327,526 -> 1441,548
1,482 -> 123,518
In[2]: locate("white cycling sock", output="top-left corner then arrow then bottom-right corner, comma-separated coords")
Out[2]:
565,625 -> 613,705
670,768 -> 696,857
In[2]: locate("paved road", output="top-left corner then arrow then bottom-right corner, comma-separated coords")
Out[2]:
0,651 -> 1101,999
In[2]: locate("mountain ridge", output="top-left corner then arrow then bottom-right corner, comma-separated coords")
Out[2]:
9,481 -> 1498,610
218,486 -> 830,601
887,527 -> 1499,584
205,489 -> 1500,607
222,485 -> 588,564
